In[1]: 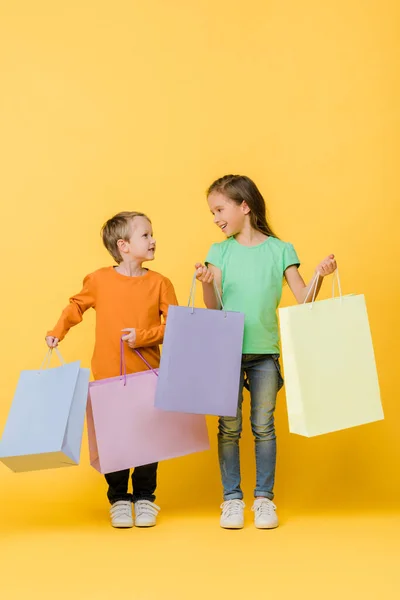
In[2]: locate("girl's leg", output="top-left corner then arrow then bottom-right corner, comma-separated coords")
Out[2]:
218,369 -> 245,500
247,355 -> 282,500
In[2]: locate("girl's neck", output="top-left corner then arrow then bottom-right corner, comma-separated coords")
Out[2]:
234,222 -> 268,247
115,260 -> 147,277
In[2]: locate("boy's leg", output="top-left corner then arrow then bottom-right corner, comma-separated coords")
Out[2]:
132,463 -> 159,527
105,469 -> 133,528
105,470 -> 132,504
131,463 -> 158,503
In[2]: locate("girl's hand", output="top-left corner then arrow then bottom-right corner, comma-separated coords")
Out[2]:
316,254 -> 337,277
45,336 -> 59,348
121,328 -> 137,348
195,263 -> 214,284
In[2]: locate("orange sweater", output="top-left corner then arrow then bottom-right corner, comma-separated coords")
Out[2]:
47,267 -> 178,380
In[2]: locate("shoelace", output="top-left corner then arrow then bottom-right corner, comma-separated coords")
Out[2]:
135,500 -> 160,517
220,499 -> 245,518
111,501 -> 132,519
251,499 -> 276,515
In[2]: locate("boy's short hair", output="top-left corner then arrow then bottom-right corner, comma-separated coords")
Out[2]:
101,211 -> 151,263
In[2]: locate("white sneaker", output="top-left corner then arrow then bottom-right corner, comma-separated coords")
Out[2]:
220,499 -> 245,529
134,500 -> 160,527
252,498 -> 279,529
110,500 -> 133,528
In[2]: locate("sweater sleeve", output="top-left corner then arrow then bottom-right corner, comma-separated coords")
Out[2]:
134,278 -> 178,348
46,273 -> 96,341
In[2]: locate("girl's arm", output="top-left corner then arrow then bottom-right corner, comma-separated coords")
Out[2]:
195,262 -> 222,309
285,254 -> 337,304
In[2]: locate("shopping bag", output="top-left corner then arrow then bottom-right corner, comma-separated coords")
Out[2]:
87,342 -> 209,474
279,272 -> 383,437
0,348 -> 90,472
155,276 -> 245,416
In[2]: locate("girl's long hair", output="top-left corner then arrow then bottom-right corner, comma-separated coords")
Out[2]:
207,174 -> 278,238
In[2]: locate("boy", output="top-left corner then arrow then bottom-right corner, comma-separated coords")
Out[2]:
46,211 -> 177,528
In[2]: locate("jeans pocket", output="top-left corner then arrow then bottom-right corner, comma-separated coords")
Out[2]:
272,355 -> 284,391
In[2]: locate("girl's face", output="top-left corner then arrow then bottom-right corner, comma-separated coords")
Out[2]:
208,191 -> 249,238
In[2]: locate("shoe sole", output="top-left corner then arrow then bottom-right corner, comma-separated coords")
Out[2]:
220,523 -> 244,529
135,522 -> 156,528
112,523 -> 134,528
255,523 -> 279,529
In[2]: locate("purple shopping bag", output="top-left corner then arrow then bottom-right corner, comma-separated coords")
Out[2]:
87,342 -> 209,474
155,276 -> 245,417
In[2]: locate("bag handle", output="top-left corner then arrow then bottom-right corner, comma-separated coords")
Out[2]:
39,347 -> 65,371
303,269 -> 343,309
188,272 -> 226,315
119,339 -> 158,386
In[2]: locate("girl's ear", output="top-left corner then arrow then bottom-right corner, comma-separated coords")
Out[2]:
241,201 -> 251,215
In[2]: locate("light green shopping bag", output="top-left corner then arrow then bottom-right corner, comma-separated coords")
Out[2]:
279,272 -> 383,437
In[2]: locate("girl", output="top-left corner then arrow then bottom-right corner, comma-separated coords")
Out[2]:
195,175 -> 336,529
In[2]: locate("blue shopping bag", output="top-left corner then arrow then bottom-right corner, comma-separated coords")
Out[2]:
0,349 -> 90,472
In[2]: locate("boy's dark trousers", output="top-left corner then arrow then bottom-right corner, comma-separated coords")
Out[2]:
105,463 -> 158,504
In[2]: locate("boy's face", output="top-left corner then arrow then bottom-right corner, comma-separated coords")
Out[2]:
119,217 -> 156,262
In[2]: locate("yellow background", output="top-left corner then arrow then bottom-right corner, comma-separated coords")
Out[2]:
0,1 -> 399,599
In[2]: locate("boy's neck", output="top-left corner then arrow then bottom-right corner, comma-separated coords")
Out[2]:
115,260 -> 147,277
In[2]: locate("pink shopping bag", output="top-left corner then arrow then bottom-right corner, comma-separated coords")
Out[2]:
87,343 -> 209,474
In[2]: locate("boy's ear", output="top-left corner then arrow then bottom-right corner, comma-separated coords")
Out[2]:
117,238 -> 128,255
241,201 -> 251,215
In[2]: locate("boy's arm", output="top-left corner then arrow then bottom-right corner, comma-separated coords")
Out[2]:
46,273 -> 96,342
134,280 -> 178,348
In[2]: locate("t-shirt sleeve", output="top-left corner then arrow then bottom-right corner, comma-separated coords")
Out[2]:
283,243 -> 300,271
205,243 -> 222,269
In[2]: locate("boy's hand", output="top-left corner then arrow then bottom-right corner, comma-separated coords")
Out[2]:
316,254 -> 337,277
45,336 -> 59,348
195,262 -> 214,284
121,328 -> 137,349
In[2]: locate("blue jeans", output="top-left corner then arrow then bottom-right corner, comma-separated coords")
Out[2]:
218,354 -> 283,501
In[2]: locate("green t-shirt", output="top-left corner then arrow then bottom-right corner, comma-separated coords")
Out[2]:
205,236 -> 300,354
